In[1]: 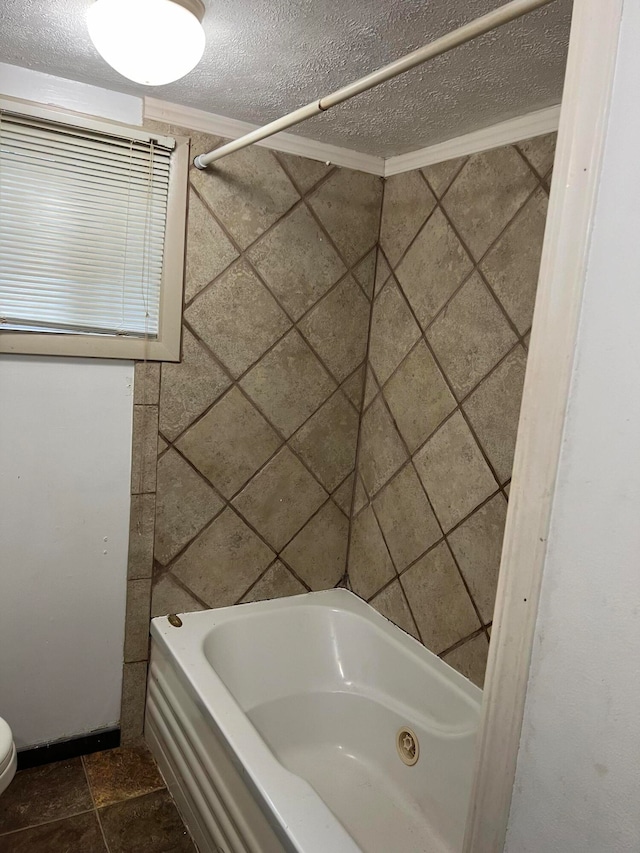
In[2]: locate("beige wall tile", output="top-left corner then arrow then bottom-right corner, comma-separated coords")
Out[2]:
363,365 -> 380,409
370,580 -> 419,640
241,560 -> 307,603
185,189 -> 238,303
348,505 -> 395,600
379,171 -> 436,267
130,405 -> 158,495
275,153 -> 332,195
176,387 -> 282,498
332,474 -> 356,516
298,276 -> 370,382
172,508 -> 275,607
334,474 -> 367,518
374,249 -> 391,295
352,476 -> 368,515
480,188 -> 548,334
289,391 -> 359,492
353,248 -> 377,299
426,273 -> 517,398
448,493 -> 508,624
159,327 -> 230,441
124,579 -> 151,663
248,204 -> 346,319
383,341 -> 456,452
401,542 -> 480,654
442,633 -> 489,688
421,156 -> 467,198
372,465 -> 441,571
232,447 -> 327,551
358,396 -> 408,496
281,502 -> 348,590
120,661 -> 147,743
413,411 -> 497,531
516,132 -> 557,178
395,207 -> 473,330
240,330 -> 336,437
368,279 -> 421,384
154,449 -> 223,565
442,145 -> 536,261
463,346 -> 528,483
341,365 -> 365,409
190,144 -> 300,249
133,363 -> 160,406
128,494 -> 155,580
308,169 -> 383,265
151,572 -> 206,618
185,259 -> 291,379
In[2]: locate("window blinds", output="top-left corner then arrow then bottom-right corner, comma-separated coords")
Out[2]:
0,110 -> 174,338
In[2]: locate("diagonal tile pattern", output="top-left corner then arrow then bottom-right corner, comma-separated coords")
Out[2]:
247,204 -> 346,319
232,447 -> 328,551
125,123 -> 555,731
124,126 -> 383,745
184,259 -> 291,379
176,386 -> 282,499
348,136 -> 555,690
239,329 -> 336,437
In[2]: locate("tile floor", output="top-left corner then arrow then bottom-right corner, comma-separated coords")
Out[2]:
0,743 -> 196,852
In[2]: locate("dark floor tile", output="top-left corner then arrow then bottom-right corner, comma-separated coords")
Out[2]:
99,790 -> 195,853
0,758 -> 93,835
0,812 -> 107,853
83,743 -> 164,808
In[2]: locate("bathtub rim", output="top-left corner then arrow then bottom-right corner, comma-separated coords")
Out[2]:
149,589 -> 481,852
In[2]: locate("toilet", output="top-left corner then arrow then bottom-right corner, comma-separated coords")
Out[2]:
0,717 -> 16,794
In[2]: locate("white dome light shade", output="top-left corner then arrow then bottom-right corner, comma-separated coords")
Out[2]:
87,0 -> 206,86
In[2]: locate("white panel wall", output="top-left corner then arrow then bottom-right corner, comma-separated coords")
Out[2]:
505,1 -> 640,849
0,358 -> 134,748
0,66 -> 142,748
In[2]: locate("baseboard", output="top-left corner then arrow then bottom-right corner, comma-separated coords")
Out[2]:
16,727 -> 120,770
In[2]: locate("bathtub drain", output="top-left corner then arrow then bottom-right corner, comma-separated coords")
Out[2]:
397,726 -> 419,766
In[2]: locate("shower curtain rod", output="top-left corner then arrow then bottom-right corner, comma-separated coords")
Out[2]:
194,0 -> 555,169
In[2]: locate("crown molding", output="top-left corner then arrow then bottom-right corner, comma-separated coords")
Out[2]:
384,104 -> 561,176
145,98 -> 561,179
144,97 -> 386,176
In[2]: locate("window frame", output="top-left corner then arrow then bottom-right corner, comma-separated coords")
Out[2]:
0,96 -> 189,361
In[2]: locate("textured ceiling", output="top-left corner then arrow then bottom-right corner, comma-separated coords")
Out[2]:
0,0 -> 572,157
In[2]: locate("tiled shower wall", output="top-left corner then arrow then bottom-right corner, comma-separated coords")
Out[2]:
122,123 -> 383,738
122,126 -> 554,737
349,134 -> 556,687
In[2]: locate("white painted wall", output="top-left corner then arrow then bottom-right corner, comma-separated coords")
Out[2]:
0,358 -> 134,748
505,1 -> 640,850
0,66 -> 142,748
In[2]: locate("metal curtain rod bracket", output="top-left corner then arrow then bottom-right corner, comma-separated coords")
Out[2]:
194,0 -> 556,170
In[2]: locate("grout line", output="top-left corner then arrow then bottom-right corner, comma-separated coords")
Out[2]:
271,152 -> 337,200
81,756 -> 112,853
365,342 -> 488,632
419,154 -> 469,203
0,809 -> 98,840
438,625 -> 488,659
343,195 -> 387,586
378,195 -> 440,277
512,139 -> 555,187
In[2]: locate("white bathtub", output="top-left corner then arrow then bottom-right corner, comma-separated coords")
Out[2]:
145,589 -> 481,853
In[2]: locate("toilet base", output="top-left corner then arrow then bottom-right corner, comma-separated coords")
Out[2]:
0,741 -> 17,795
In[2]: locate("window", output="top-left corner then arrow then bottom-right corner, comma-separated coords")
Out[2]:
0,97 -> 188,360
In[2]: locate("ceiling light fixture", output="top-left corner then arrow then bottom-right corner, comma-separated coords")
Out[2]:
87,0 -> 206,86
